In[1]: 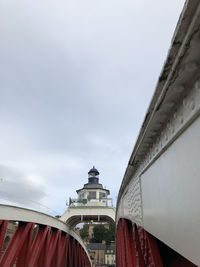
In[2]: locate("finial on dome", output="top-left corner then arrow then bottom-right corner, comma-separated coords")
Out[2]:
88,166 -> 99,175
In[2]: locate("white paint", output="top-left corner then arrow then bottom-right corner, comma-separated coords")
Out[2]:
116,1 -> 200,265
141,115 -> 200,266
61,206 -> 115,227
0,204 -> 91,263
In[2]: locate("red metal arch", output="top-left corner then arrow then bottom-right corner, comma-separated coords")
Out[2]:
116,218 -> 197,267
0,220 -> 90,267
116,218 -> 163,267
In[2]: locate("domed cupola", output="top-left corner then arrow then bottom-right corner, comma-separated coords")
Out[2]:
88,166 -> 99,184
76,166 -> 110,203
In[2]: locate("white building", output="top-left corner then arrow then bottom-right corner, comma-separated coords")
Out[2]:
76,166 -> 112,207
60,167 -> 115,228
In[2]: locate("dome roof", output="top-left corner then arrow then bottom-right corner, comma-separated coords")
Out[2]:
88,166 -> 99,175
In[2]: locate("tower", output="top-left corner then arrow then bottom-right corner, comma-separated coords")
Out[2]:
61,166 -> 115,227
76,166 -> 110,206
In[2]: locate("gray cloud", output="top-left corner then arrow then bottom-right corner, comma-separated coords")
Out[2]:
0,164 -> 47,210
0,0 -> 185,214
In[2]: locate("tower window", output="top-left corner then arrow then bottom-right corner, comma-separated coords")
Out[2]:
99,192 -> 106,199
88,191 -> 96,200
89,173 -> 99,178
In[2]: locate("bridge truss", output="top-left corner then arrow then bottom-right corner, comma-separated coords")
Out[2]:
0,205 -> 91,267
116,0 -> 200,266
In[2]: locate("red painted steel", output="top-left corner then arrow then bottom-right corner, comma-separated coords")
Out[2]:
69,236 -> 74,266
123,219 -> 137,267
133,224 -> 145,266
0,222 -> 34,267
38,226 -> 52,267
44,229 -> 61,266
74,239 -> 77,266
63,233 -> 70,267
16,223 -> 35,267
0,220 -> 8,254
116,218 -> 163,267
27,225 -> 50,267
117,219 -> 126,267
0,220 -> 90,267
78,243 -> 82,267
116,218 -> 196,266
55,233 -> 68,267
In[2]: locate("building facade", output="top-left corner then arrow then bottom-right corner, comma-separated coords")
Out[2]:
76,166 -> 112,207
105,243 -> 116,266
60,166 -> 115,227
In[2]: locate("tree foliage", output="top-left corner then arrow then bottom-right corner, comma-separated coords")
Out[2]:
90,224 -> 106,243
90,224 -> 115,245
105,224 -> 115,244
80,224 -> 89,240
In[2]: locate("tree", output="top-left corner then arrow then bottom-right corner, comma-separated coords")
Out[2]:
90,224 -> 106,243
80,224 -> 89,240
90,224 -> 115,245
104,224 -> 115,245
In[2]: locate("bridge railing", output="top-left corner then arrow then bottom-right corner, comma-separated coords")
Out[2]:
69,197 -> 113,207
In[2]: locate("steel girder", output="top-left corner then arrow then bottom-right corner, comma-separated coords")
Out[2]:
116,219 -> 198,267
0,220 -> 90,267
116,219 -> 163,267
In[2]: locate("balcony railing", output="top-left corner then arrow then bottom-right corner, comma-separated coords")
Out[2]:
67,197 -> 113,207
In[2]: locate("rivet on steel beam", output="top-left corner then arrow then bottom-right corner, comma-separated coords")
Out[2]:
150,130 -> 157,136
159,113 -> 167,120
185,62 -> 198,72
164,101 -> 175,109
173,85 -> 184,93
180,115 -> 184,124
189,98 -> 195,110
174,112 -> 177,119
183,97 -> 188,107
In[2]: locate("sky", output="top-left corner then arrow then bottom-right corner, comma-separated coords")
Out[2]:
0,0 -> 185,215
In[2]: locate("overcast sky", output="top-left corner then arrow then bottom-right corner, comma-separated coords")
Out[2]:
0,0 -> 185,215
